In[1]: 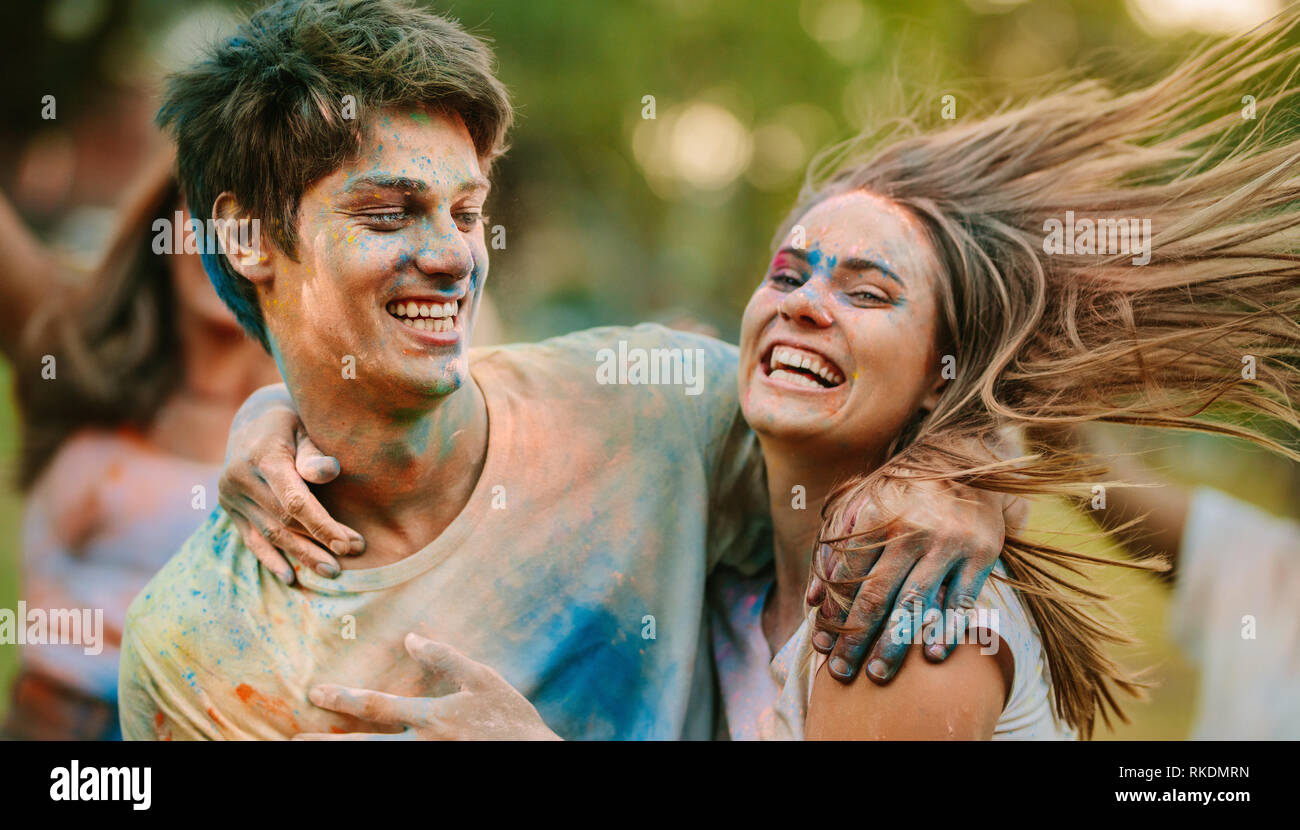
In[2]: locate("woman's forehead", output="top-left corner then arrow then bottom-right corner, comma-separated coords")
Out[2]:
794,191 -> 937,279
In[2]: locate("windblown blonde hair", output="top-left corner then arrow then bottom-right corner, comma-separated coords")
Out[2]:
798,13 -> 1300,738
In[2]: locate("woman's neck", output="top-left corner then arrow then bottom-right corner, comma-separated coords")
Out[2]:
148,315 -> 280,464
759,437 -> 878,654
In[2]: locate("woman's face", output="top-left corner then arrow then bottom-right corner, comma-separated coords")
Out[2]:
169,203 -> 243,331
738,190 -> 946,461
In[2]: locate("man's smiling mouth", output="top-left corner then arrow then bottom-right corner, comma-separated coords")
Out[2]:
764,344 -> 845,390
387,299 -> 460,333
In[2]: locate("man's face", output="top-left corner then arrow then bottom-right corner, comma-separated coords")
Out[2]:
260,106 -> 489,404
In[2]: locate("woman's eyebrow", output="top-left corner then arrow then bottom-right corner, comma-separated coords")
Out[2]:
839,256 -> 903,286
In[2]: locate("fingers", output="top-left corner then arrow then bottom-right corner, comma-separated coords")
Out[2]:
239,497 -> 340,579
293,727 -> 417,741
404,633 -> 491,691
824,535 -> 918,682
931,560 -> 991,663
805,544 -> 829,607
811,538 -> 884,656
258,447 -> 363,559
307,684 -> 427,726
229,511 -> 295,584
295,427 -> 342,485
864,553 -> 957,680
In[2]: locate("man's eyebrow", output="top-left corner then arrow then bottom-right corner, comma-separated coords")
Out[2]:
458,176 -> 491,195
775,246 -> 809,262
346,175 -> 428,193
344,175 -> 490,195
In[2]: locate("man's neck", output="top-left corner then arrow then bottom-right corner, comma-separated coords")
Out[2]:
294,376 -> 489,569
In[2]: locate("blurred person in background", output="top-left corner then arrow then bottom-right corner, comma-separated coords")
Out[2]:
1072,425 -> 1300,739
1,155 -> 281,739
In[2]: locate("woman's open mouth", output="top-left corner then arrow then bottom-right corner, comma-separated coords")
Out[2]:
763,344 -> 845,390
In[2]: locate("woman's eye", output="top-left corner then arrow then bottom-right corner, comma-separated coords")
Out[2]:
770,271 -> 803,289
848,288 -> 890,304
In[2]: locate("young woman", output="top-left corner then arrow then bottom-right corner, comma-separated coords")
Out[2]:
3,157 -> 282,739
714,13 -> 1300,739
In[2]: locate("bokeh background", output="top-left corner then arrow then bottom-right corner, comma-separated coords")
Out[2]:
2,0 -> 1296,737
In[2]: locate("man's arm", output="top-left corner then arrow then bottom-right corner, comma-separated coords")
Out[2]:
217,383 -> 366,582
118,628 -> 204,741
806,434 -> 1020,684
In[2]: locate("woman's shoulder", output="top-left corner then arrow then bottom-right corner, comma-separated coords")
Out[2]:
970,570 -> 1078,740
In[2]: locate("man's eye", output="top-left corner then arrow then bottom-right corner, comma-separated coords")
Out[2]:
456,212 -> 483,230
364,211 -> 409,228
770,271 -> 803,289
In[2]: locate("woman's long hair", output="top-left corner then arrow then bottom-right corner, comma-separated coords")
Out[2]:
16,154 -> 186,490
798,13 -> 1300,738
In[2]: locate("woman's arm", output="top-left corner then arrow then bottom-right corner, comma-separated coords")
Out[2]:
805,640 -> 1008,740
0,191 -> 60,362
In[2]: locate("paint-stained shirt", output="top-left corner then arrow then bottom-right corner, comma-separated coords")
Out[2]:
119,324 -> 770,740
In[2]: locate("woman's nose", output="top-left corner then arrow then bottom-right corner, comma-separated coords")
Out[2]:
778,283 -> 833,327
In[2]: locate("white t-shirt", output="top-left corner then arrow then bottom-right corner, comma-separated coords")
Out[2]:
710,562 -> 1076,740
1169,487 -> 1300,739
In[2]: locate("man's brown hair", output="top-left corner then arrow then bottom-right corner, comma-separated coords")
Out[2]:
157,0 -> 513,348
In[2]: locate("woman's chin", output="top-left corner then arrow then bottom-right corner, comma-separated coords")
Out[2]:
741,398 -> 841,445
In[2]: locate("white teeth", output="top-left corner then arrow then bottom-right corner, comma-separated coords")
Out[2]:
769,368 -> 824,390
388,298 -> 462,325
768,345 -> 844,386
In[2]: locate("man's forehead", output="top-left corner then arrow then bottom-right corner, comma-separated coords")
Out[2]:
344,107 -> 485,187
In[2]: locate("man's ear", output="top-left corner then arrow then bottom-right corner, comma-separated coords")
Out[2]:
212,192 -> 273,284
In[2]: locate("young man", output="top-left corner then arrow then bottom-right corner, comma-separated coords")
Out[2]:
120,0 -> 1010,740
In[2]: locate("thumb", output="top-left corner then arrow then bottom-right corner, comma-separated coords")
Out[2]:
296,428 -> 341,484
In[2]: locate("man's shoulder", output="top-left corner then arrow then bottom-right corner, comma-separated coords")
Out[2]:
124,507 -> 257,641
470,323 -> 740,409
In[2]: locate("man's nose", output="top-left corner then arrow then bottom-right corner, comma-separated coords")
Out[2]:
413,216 -> 475,280
778,282 -> 833,328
